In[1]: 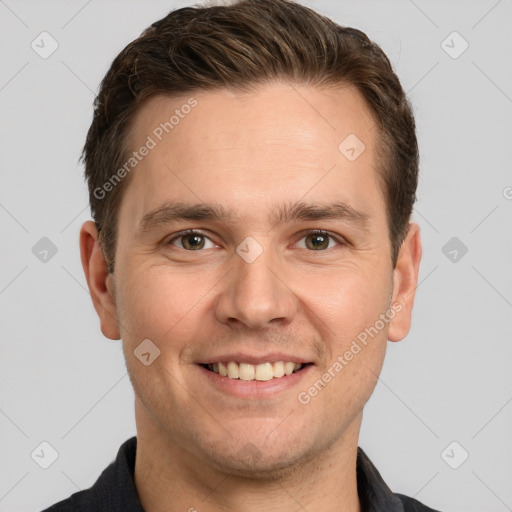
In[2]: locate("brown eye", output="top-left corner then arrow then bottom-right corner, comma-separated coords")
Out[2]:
168,230 -> 214,250
297,230 -> 341,251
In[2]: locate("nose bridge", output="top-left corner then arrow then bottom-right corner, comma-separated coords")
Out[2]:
215,235 -> 296,329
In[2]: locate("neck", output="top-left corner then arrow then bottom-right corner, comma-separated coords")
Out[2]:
134,400 -> 362,512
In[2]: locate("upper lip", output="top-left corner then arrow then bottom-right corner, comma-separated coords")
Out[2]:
198,352 -> 313,365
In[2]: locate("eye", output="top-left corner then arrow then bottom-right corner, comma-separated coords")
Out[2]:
167,230 -> 216,251
166,229 -> 344,252
296,230 -> 343,251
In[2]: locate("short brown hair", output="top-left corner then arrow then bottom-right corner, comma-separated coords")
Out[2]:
82,0 -> 418,273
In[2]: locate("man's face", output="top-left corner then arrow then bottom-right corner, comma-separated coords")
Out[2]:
89,82 -> 417,476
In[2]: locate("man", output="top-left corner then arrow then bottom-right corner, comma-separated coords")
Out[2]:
42,0 -> 439,510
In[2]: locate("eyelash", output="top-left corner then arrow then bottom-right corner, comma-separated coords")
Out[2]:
166,229 -> 345,251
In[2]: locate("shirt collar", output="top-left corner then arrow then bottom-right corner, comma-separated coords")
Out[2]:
356,446 -> 404,512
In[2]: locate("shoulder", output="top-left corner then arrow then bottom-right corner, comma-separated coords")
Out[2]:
38,461 -> 119,512
40,497 -> 75,512
38,477 -> 112,512
396,492 -> 443,512
38,436 -> 140,512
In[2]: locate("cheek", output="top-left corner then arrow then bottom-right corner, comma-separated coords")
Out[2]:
116,270 -> 170,341
311,277 -> 389,416
116,266 -> 217,350
324,339 -> 386,418
297,260 -> 392,342
295,260 -> 391,399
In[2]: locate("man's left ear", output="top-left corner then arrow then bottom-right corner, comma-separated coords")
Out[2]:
388,222 -> 422,342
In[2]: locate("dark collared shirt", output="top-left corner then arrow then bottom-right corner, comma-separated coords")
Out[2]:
41,436 -> 441,512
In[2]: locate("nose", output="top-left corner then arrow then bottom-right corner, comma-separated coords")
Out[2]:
214,240 -> 298,330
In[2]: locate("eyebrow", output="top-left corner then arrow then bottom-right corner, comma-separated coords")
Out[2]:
138,200 -> 370,234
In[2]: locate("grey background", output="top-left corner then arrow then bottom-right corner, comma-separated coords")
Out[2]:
0,1 -> 511,511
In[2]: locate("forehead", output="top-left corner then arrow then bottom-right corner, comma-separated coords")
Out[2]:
130,82 -> 375,155
119,82 -> 383,229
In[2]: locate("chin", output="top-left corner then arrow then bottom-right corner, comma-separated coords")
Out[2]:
203,438 -> 320,481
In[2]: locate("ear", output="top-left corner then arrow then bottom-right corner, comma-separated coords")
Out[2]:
388,222 -> 422,342
79,220 -> 120,340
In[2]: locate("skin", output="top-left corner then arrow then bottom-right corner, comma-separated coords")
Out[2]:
80,82 -> 422,512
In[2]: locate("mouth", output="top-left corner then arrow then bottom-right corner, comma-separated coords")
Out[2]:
199,361 -> 312,382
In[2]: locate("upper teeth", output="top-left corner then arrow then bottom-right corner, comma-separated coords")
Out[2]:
208,361 -> 303,381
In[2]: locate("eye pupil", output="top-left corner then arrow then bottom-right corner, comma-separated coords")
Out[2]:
183,234 -> 205,250
306,233 -> 329,250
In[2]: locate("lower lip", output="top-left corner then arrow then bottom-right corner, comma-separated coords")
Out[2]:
197,364 -> 313,398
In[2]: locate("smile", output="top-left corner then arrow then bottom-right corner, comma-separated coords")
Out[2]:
201,361 -> 308,381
